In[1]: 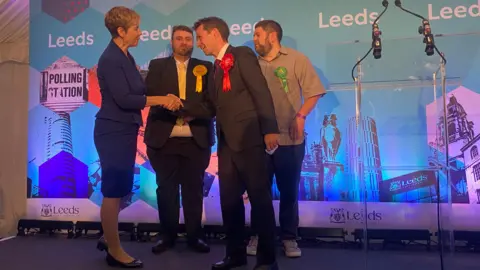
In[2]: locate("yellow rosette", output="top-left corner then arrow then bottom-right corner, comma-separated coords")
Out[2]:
193,65 -> 207,93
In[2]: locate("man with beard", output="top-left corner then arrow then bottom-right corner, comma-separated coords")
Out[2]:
247,20 -> 326,258
144,25 -> 214,254
192,16 -> 279,270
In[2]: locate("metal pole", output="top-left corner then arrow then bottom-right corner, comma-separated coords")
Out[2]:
355,58 -> 368,265
439,54 -> 454,255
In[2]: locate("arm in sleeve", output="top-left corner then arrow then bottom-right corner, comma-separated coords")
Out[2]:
295,54 -> 327,99
101,57 -> 146,110
178,62 -> 216,119
238,47 -> 279,134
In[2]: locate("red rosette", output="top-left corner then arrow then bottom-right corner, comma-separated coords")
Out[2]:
220,53 -> 234,92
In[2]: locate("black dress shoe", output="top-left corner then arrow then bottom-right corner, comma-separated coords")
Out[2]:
211,256 -> 248,270
253,262 -> 279,270
151,239 -> 175,254
97,238 -> 108,252
188,239 -> 210,253
105,253 -> 143,268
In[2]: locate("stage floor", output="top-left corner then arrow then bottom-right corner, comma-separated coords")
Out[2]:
0,236 -> 478,270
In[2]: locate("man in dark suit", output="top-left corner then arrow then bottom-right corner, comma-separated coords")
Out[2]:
189,17 -> 280,270
144,25 -> 214,254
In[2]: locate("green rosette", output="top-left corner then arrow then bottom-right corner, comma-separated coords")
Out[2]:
274,66 -> 289,93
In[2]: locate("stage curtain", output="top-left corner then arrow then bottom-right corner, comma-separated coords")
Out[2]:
0,0 -> 29,237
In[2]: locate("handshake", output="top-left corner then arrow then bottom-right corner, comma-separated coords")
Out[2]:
156,94 -> 184,111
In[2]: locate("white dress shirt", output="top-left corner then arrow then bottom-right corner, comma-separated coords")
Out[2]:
216,43 -> 230,61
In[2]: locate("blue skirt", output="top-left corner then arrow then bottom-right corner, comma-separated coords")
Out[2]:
94,118 -> 139,198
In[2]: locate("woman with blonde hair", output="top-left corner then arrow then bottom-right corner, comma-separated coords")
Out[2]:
94,6 -> 182,268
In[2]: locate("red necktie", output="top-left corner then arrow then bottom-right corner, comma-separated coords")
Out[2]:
214,59 -> 221,79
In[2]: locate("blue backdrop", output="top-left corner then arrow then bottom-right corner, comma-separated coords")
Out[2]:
26,0 -> 480,229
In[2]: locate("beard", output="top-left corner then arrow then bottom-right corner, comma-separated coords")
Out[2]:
174,46 -> 193,57
255,40 -> 272,57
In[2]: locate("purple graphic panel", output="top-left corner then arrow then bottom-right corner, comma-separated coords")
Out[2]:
42,0 -> 90,23
39,151 -> 89,198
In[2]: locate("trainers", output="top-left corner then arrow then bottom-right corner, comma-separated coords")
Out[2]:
283,239 -> 301,258
246,236 -> 258,256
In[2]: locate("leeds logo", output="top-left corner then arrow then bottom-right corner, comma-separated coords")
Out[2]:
330,208 -> 346,223
40,204 -> 53,217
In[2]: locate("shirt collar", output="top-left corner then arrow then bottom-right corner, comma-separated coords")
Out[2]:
216,43 -> 230,60
174,57 -> 189,67
259,46 -> 288,61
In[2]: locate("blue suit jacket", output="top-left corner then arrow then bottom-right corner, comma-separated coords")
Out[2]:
95,40 -> 147,125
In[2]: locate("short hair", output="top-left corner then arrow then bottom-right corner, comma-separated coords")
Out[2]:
104,6 -> 140,38
255,20 -> 283,42
172,25 -> 193,40
193,17 -> 229,42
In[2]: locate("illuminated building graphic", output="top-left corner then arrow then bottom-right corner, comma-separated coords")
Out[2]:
38,56 -> 88,198
273,114 -> 344,201
39,113 -> 76,197
346,116 -> 382,202
286,134 -> 325,201
461,136 -> 480,204
445,94 -> 480,204
319,114 -> 343,201
429,93 -> 475,204
44,113 -> 73,158
436,96 -> 475,147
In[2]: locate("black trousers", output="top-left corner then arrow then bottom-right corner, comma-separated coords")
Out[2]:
218,136 -> 276,264
251,142 -> 305,240
147,137 -> 211,241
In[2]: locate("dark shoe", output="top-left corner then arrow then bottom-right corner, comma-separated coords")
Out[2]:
97,237 -> 108,252
188,239 -> 210,253
253,261 -> 279,270
105,253 -> 143,268
151,239 -> 175,254
211,256 -> 248,270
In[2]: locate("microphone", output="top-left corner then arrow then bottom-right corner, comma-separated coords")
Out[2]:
418,20 -> 434,56
350,0 -> 389,81
372,23 -> 382,59
372,0 -> 388,59
394,0 -> 446,62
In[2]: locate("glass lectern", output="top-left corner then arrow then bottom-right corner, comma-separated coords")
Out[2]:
324,32 -> 480,269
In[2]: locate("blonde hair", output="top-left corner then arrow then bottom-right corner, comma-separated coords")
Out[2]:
104,6 -> 140,37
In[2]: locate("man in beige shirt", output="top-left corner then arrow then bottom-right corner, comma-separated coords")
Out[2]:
248,19 -> 326,258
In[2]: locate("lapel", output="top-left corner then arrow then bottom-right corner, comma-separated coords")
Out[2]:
185,58 -> 196,99
214,62 -> 223,93
108,40 -> 144,94
215,45 -> 234,93
165,57 -> 179,96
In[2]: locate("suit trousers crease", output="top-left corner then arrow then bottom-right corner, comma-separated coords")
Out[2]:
147,137 -> 210,241
218,135 -> 276,264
